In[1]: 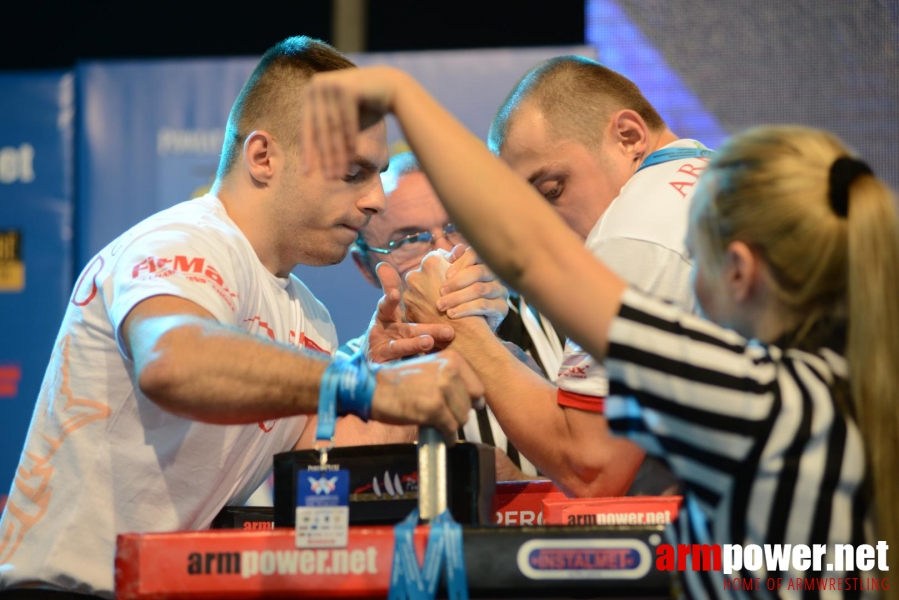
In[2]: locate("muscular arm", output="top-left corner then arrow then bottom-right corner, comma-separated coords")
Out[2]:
123,294 -> 483,442
124,295 -> 328,424
449,317 -> 642,497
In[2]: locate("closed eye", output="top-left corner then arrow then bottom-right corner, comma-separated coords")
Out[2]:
536,179 -> 564,202
343,164 -> 365,183
343,156 -> 382,184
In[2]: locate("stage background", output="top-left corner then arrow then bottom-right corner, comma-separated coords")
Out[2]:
594,0 -> 898,194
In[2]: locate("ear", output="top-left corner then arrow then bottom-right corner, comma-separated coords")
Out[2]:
351,245 -> 381,288
243,130 -> 277,185
723,241 -> 761,303
608,109 -> 649,162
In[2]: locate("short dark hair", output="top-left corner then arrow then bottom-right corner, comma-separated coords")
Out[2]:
216,36 -> 355,179
488,55 -> 665,153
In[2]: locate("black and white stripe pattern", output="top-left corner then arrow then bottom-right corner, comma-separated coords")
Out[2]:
604,289 -> 873,599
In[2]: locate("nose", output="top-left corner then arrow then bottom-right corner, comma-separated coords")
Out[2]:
434,235 -> 456,253
359,181 -> 387,216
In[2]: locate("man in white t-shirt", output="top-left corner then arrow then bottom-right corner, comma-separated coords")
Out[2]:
405,56 -> 702,498
0,37 -> 486,599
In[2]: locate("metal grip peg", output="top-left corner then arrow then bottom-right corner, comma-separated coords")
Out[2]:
417,426 -> 447,522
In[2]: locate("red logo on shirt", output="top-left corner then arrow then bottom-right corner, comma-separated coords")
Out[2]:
130,255 -> 238,311
244,316 -> 276,341
668,158 -> 710,199
71,255 -> 105,307
561,366 -> 589,379
559,352 -> 590,379
132,255 -> 220,281
300,332 -> 328,355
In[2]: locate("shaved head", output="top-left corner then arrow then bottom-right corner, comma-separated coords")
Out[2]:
217,36 -> 355,179
488,55 -> 665,154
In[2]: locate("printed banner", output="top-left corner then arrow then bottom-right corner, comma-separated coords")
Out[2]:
0,71 -> 74,501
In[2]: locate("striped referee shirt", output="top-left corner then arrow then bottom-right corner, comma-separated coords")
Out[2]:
604,289 -> 874,599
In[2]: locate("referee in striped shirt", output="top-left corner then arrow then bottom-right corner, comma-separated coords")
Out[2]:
295,77 -> 899,598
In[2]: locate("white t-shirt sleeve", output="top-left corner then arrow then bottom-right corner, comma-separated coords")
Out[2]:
591,236 -> 696,313
107,226 -> 246,359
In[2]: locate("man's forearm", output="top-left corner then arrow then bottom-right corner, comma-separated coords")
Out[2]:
447,318 -> 570,475
449,318 -> 642,497
135,316 -> 329,424
127,295 -> 481,442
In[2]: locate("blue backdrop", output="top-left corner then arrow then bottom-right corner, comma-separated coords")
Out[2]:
0,71 -> 74,505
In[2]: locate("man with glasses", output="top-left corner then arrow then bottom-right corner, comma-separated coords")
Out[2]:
343,152 -> 564,480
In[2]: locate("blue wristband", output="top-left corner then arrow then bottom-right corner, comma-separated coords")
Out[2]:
335,351 -> 377,421
315,351 -> 377,447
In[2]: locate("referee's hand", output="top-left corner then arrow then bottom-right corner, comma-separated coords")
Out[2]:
370,349 -> 485,444
365,262 -> 455,363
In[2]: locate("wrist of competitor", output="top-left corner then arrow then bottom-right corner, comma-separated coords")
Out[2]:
321,351 -> 379,421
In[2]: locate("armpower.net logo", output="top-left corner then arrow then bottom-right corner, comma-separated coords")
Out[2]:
186,547 -> 379,578
655,542 -> 890,593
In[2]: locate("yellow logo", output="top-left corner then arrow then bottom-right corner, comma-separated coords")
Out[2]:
0,229 -> 24,292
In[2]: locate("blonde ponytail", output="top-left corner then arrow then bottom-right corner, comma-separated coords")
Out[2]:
846,174 -> 899,588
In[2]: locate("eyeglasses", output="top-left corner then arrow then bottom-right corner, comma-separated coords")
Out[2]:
358,224 -> 466,262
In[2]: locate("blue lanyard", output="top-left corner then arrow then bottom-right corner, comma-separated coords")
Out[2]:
389,509 -> 468,600
635,146 -> 714,173
315,361 -> 341,445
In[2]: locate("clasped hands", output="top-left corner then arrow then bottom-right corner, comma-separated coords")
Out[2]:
366,244 -> 507,364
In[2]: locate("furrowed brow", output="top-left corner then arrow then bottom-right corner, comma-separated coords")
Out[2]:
527,166 -> 551,184
353,156 -> 389,175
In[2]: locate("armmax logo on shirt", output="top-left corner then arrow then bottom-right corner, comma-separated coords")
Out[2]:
558,352 -> 590,379
132,255 -> 238,311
